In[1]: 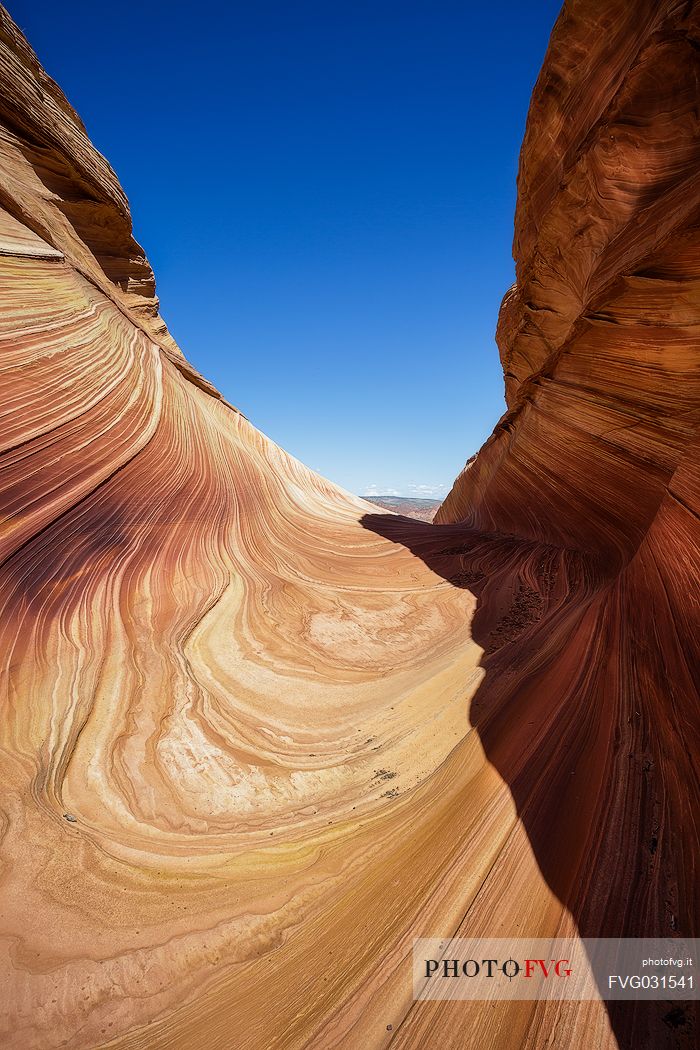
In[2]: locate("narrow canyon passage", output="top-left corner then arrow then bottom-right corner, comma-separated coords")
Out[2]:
0,421 -> 615,1050
0,1 -> 699,1049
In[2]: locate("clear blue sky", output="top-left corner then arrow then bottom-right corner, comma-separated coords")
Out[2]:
11,1 -> 561,498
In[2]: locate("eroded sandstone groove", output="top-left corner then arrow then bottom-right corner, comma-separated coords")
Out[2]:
0,2 -> 697,1048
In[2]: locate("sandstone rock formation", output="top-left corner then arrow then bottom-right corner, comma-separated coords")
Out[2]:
0,2 -> 697,1049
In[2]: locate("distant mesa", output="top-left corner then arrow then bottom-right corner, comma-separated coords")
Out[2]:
362,495 -> 442,521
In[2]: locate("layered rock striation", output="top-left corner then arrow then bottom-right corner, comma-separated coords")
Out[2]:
0,3 -> 697,1050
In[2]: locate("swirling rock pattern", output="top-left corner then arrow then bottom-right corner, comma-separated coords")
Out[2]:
0,3 -> 697,1050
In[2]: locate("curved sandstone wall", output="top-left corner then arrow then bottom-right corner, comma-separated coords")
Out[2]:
0,3 -> 697,1049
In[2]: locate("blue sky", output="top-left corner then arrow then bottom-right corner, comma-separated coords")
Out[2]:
12,1 -> 562,498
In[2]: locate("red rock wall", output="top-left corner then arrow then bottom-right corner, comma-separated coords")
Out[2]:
437,0 -> 700,566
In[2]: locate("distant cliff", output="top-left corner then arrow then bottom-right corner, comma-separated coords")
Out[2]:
362,495 -> 442,521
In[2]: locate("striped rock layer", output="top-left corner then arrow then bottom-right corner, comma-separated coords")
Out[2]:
0,3 -> 697,1050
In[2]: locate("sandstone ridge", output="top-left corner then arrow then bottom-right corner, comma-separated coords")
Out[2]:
0,4 -> 697,1050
